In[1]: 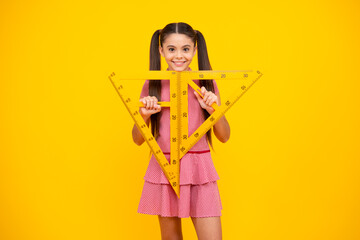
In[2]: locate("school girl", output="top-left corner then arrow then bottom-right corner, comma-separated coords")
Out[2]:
132,22 -> 230,240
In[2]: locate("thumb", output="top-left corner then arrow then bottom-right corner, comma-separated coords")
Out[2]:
194,91 -> 202,101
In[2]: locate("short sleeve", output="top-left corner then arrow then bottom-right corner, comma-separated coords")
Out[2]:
140,80 -> 150,98
213,80 -> 219,95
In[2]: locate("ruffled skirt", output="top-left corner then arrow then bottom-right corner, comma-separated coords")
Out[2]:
137,151 -> 222,218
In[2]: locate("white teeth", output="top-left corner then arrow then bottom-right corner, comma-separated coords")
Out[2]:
173,61 -> 186,66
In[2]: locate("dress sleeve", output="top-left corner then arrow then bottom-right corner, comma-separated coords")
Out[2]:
213,80 -> 219,95
140,80 -> 150,98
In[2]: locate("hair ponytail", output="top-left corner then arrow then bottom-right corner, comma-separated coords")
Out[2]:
149,29 -> 162,139
196,30 -> 212,71
150,30 -> 161,70
196,30 -> 215,148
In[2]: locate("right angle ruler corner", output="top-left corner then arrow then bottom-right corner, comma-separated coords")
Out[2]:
109,70 -> 263,198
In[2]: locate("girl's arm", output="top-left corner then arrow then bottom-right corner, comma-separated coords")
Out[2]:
212,111 -> 230,143
194,86 -> 230,143
132,96 -> 161,145
132,117 -> 150,146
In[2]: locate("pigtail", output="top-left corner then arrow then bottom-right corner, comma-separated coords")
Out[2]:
196,30 -> 212,71
196,30 -> 215,148
149,29 -> 162,139
150,29 -> 161,70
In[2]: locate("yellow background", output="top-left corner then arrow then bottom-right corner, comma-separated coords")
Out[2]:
1,0 -> 359,239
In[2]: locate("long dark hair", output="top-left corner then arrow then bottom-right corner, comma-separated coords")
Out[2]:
149,22 -> 215,147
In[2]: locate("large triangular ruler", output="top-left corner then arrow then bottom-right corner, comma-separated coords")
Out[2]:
109,70 -> 263,197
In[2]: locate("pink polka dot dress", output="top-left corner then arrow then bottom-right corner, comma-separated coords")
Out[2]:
137,68 -> 222,218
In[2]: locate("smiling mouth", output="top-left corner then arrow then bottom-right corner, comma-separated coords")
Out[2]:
172,61 -> 186,66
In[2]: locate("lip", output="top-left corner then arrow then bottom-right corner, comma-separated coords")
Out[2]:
172,61 -> 186,67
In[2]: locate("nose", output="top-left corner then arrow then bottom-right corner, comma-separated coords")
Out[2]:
175,50 -> 183,59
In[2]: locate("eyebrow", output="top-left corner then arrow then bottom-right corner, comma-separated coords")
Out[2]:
167,44 -> 191,48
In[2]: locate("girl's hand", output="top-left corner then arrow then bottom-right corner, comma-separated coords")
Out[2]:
194,86 -> 219,114
139,96 -> 161,119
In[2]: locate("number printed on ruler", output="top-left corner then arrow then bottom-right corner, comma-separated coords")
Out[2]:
109,70 -> 263,197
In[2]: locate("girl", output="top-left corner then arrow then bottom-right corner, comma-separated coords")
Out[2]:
132,22 -> 230,240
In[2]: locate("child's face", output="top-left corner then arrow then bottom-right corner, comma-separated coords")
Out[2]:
159,33 -> 197,71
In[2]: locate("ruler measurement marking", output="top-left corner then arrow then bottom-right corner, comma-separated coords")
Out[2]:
169,72 -> 180,191
109,73 -> 177,194
109,70 -> 263,197
180,71 -> 263,158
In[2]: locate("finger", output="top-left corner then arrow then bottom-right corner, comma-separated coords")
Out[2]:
140,98 -> 146,107
194,91 -> 201,100
149,98 -> 154,109
142,98 -> 146,108
203,91 -> 212,103
152,97 -> 159,110
194,91 -> 204,104
152,96 -> 158,105
145,98 -> 152,109
213,95 -> 219,105
207,97 -> 216,106
154,102 -> 160,110
208,94 -> 216,105
201,86 -> 207,96
205,95 -> 213,105
208,92 -> 216,105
